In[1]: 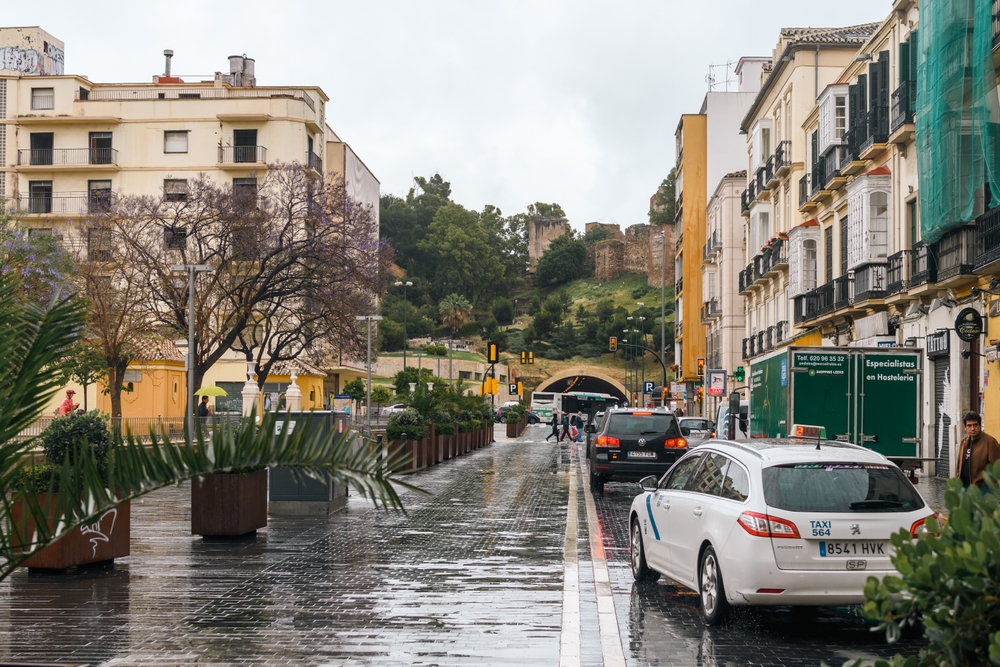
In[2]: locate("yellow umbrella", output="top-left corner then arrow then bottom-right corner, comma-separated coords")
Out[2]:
193,386 -> 228,397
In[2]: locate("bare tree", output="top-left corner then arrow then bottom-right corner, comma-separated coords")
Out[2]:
105,165 -> 389,417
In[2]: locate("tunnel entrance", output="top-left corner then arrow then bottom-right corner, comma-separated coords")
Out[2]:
536,374 -> 627,403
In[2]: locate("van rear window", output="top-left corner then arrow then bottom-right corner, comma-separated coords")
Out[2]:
762,463 -> 924,513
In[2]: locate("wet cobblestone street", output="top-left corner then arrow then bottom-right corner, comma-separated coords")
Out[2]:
0,425 -> 936,666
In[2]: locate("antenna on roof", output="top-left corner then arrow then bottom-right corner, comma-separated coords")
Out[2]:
706,61 -> 736,92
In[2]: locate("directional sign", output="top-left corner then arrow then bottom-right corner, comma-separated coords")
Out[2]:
509,383 -> 518,394
643,381 -> 654,394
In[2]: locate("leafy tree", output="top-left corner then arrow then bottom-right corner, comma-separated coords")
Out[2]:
413,174 -> 452,199
596,299 -> 616,323
392,366 -> 435,396
480,205 -> 529,296
533,310 -> 555,338
0,209 -> 76,307
0,271 -> 416,582
380,174 -> 452,276
648,168 -> 676,226
527,202 -> 566,219
370,385 -> 393,413
378,318 -> 406,352
491,297 -> 515,325
343,378 -> 366,413
419,203 -> 504,305
584,225 -> 612,245
535,234 -> 587,286
61,342 -> 107,412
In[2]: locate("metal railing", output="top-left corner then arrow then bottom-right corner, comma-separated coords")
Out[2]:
307,151 -> 323,172
774,140 -> 791,173
769,238 -> 787,269
890,80 -> 915,133
764,155 -> 775,185
77,86 -> 316,110
18,148 -> 118,166
860,105 -> 889,152
219,145 -> 267,164
852,263 -> 887,302
765,326 -> 774,351
910,241 -> 937,286
886,250 -> 910,295
16,192 -> 113,215
937,225 -> 976,281
756,330 -> 765,354
975,204 -> 1000,270
16,414 -> 245,442
834,274 -> 852,310
776,320 -> 788,343
801,280 -> 836,321
704,297 -> 721,319
756,167 -> 767,194
741,189 -> 750,213
844,128 -> 858,165
811,159 -> 827,195
675,276 -> 683,294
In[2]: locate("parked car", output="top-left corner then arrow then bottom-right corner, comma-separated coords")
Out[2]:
586,408 -> 686,494
585,411 -> 605,458
381,403 -> 408,416
678,418 -> 714,442
628,435 -> 935,625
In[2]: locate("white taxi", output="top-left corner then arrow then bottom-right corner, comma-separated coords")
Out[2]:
628,431 -> 936,625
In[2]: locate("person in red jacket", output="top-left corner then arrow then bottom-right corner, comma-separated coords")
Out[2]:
57,389 -> 79,416
955,412 -> 1000,494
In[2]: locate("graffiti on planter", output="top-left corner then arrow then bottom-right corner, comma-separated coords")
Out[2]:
80,508 -> 117,557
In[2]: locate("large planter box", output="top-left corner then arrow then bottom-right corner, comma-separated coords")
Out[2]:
13,496 -> 130,570
191,469 -> 267,538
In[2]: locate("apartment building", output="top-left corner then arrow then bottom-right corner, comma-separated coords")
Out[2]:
674,60 -> 765,415
0,28 -> 379,416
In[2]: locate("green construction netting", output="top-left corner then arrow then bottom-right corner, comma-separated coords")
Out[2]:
916,0 -> 1000,243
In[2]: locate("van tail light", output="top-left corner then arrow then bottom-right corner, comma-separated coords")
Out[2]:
665,437 -> 687,449
910,513 -> 941,538
738,511 -> 801,539
595,435 -> 620,448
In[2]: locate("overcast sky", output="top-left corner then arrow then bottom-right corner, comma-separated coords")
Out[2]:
7,0 -> 887,230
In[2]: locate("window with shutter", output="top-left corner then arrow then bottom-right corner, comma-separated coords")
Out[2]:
841,215 -> 850,275
164,131 -> 188,153
825,226 -> 833,283
164,179 -> 189,201
804,240 -> 817,291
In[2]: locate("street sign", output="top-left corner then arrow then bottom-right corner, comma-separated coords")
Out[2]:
509,383 -> 518,394
643,381 -> 654,394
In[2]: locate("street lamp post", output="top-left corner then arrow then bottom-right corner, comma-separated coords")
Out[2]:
171,263 -> 212,436
355,314 -> 383,433
393,281 -> 413,368
660,230 -> 667,389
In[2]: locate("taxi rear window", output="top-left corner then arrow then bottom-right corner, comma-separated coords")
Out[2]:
762,463 -> 925,513
607,413 -> 679,437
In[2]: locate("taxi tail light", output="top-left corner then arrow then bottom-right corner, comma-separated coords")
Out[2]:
595,435 -> 620,448
737,511 -> 801,539
665,436 -> 687,449
910,513 -> 941,538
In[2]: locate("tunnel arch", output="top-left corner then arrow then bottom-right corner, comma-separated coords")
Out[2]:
535,369 -> 627,403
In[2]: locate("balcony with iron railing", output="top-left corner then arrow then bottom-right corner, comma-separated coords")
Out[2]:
741,189 -> 751,213
16,191 -> 114,216
834,274 -> 853,310
711,229 -> 722,250
890,80 -> 915,135
307,151 -> 323,173
767,238 -> 788,272
773,140 -> 792,177
843,128 -> 858,166
936,225 -> 976,283
756,166 -> 767,195
798,280 -> 836,322
765,326 -> 775,352
764,155 -> 775,186
852,263 -> 887,302
676,276 -> 683,294
886,250 -> 910,295
910,241 -> 937,287
219,145 -> 267,164
17,147 -> 118,167
757,330 -> 765,354
704,297 -> 721,319
776,320 -> 788,344
860,105 -> 889,156
975,203 -> 1000,270
742,336 -> 753,359
810,159 -> 828,198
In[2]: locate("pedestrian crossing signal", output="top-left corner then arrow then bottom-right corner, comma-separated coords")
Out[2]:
609,337 -> 618,351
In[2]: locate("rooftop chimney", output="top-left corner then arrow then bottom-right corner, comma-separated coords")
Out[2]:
164,49 -> 173,77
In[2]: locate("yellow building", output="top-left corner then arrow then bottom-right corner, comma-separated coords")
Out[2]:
94,336 -> 186,422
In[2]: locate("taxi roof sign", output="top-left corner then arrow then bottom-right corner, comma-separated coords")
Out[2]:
791,424 -> 827,439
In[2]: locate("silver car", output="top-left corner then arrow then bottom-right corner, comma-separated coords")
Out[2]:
678,417 -> 714,442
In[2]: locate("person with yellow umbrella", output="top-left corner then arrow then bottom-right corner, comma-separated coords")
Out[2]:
193,386 -> 227,425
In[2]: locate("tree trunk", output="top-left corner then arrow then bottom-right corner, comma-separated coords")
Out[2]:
107,359 -> 128,420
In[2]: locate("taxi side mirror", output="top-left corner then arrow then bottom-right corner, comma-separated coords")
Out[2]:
680,426 -> 691,436
639,475 -> 658,492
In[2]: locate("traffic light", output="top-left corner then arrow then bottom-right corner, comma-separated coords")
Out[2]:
734,366 -> 745,382
609,337 -> 618,351
697,358 -> 705,377
528,351 -> 534,364
487,342 -> 499,364
520,350 -> 527,364
662,386 -> 670,400
517,381 -> 523,396
696,386 -> 704,402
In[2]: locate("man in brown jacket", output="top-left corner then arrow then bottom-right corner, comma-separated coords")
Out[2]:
955,412 -> 1000,494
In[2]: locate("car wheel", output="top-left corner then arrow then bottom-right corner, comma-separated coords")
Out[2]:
630,518 -> 659,582
699,546 -> 729,626
591,473 -> 604,496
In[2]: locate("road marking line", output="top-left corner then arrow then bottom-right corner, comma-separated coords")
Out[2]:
580,445 -> 627,667
559,444 -> 581,667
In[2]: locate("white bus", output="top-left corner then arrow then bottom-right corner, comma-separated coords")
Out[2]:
530,391 -> 619,421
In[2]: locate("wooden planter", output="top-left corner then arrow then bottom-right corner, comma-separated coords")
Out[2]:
191,469 -> 268,538
13,495 -> 130,570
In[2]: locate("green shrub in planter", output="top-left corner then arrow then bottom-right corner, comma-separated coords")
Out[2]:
386,408 -> 428,441
432,411 -> 455,436
828,461 -> 1000,667
505,404 -> 527,424
458,421 -> 473,433
17,412 -> 111,491
457,410 -> 475,425
471,419 -> 483,430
